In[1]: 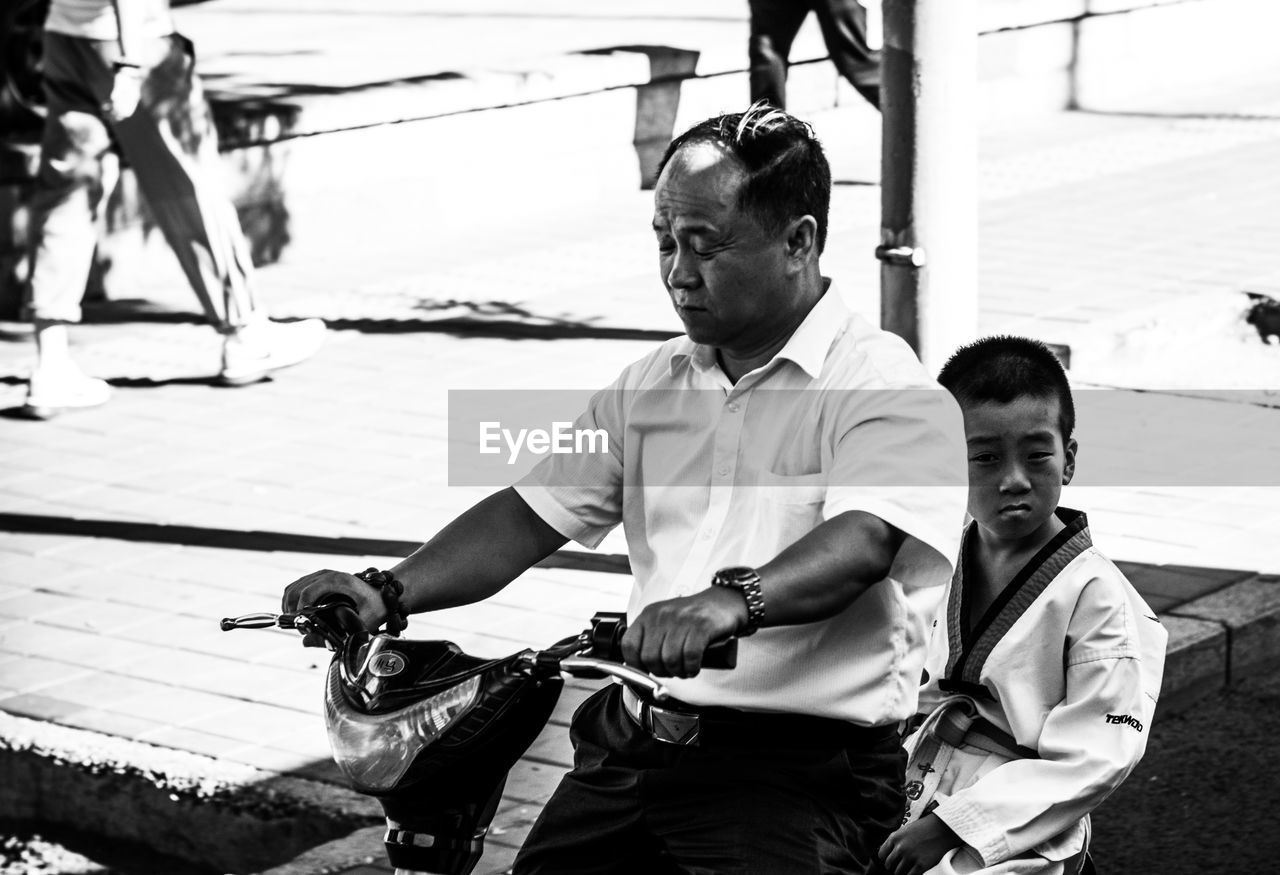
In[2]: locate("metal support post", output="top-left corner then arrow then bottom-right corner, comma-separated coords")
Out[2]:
878,0 -> 978,371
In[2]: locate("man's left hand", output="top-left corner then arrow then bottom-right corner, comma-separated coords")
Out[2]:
878,814 -> 962,875
621,586 -> 747,678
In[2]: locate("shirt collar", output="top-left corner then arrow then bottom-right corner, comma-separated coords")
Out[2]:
669,281 -> 850,380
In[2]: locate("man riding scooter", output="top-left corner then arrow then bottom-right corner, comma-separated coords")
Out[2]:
283,105 -> 969,874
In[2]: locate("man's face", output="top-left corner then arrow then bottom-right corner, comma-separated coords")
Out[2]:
652,142 -> 795,351
962,396 -> 1077,546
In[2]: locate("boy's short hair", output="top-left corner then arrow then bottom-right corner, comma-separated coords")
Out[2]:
937,335 -> 1075,440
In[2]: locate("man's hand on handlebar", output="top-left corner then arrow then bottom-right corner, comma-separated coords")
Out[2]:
282,569 -> 390,646
621,587 -> 748,678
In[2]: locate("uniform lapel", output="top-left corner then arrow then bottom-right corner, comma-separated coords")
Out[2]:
944,510 -> 1091,695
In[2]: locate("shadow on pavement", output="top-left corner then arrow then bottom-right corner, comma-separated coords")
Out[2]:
0,374 -> 223,412
78,300 -> 212,326
15,296 -> 682,341
323,316 -> 679,341
1074,108 -> 1280,122
0,512 -> 631,573
206,70 -> 466,99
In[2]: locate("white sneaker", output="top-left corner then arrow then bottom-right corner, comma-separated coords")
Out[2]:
24,367 -> 112,419
218,318 -> 327,386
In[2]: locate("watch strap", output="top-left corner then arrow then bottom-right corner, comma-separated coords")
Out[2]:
712,567 -> 765,637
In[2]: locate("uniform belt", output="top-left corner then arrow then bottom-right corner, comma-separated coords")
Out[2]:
932,705 -> 1038,761
619,684 -> 896,749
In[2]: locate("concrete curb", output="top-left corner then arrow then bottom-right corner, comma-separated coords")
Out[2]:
1161,574 -> 1280,713
0,712 -> 381,874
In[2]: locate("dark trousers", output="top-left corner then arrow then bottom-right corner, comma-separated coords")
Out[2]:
748,0 -> 881,110
514,686 -> 904,874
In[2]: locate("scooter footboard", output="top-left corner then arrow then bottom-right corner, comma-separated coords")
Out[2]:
381,774 -> 507,875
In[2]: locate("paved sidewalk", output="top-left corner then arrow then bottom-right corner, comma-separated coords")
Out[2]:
2,4 -> 1280,874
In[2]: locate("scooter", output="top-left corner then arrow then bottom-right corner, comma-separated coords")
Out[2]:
220,601 -> 736,875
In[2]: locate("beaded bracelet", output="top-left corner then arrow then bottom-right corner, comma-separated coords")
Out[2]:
354,567 -> 410,636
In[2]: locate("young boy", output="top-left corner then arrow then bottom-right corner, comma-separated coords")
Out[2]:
878,336 -> 1167,875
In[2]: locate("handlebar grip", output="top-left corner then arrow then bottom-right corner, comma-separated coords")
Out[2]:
317,594 -> 357,615
701,636 -> 738,670
313,596 -> 365,635
586,612 -> 737,669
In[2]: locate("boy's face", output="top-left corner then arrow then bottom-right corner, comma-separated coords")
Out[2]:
962,395 -> 1077,546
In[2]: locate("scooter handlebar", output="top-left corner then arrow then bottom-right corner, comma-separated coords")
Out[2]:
558,656 -> 673,701
587,611 -> 738,670
220,597 -> 365,648
701,636 -> 739,670
219,611 -> 279,631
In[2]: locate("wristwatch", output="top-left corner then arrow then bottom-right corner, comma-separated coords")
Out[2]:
711,566 -> 765,637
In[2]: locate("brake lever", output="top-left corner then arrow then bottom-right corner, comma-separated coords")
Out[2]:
219,601 -> 356,636
220,611 -> 285,631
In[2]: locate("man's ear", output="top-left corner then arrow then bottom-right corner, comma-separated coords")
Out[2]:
785,215 -> 818,263
1062,437 -> 1078,486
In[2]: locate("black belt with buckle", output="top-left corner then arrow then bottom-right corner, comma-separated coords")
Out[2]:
622,685 -> 703,745
620,685 -> 895,749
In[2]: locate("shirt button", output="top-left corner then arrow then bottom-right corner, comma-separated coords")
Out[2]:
727,402 -> 740,413
701,529 -> 714,540
717,465 -> 730,477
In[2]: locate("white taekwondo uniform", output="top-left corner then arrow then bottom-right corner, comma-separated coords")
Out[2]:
902,509 -> 1167,874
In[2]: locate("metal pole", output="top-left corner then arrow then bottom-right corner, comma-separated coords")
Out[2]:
878,0 -> 978,371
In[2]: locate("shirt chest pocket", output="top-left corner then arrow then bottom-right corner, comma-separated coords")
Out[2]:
749,470 -> 827,554
758,469 -> 827,504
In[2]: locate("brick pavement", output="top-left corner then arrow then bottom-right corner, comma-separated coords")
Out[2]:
2,4 -> 1280,874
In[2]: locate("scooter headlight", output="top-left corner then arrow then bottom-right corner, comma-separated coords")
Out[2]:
323,663 -> 482,793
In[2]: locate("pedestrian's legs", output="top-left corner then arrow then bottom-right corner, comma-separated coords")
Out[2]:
810,0 -> 881,109
747,0 -> 811,109
22,33 -> 117,414
109,33 -> 260,332
23,31 -> 323,413
26,38 -> 115,329
108,32 -> 324,385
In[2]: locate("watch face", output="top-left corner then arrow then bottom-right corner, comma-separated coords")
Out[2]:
717,566 -> 757,583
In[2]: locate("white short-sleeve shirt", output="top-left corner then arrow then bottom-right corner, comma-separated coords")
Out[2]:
516,286 -> 968,724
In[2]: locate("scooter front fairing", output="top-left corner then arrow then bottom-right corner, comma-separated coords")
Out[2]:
325,632 -> 564,874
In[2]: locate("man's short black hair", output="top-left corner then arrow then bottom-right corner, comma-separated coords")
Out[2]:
656,103 -> 832,253
937,335 -> 1076,440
